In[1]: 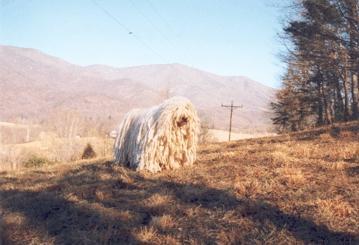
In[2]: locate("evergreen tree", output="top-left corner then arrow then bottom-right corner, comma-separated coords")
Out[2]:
272,0 -> 359,131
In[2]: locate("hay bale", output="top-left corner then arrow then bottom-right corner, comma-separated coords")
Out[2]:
114,96 -> 200,173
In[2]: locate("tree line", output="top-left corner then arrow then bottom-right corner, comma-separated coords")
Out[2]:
272,0 -> 358,132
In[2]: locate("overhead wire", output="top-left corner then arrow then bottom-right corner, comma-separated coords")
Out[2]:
145,0 -> 194,63
147,0 -> 173,32
91,0 -> 192,94
91,0 -> 169,63
128,0 -> 177,54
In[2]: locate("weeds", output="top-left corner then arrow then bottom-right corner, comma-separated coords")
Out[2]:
23,154 -> 52,168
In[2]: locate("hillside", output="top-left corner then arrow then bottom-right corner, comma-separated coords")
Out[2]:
1,122 -> 358,244
0,45 -> 275,132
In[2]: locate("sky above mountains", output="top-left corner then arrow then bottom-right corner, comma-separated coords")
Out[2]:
0,0 -> 287,88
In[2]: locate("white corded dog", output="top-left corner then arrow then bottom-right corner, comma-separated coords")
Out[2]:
113,97 -> 200,173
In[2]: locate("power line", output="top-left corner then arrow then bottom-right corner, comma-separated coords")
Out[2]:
147,0 -> 173,32
128,0 -> 198,87
91,0 -> 133,33
146,0 -> 193,63
91,0 -> 190,96
128,0 -> 177,53
91,0 -> 169,63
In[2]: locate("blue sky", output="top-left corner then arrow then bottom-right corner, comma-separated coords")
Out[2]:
0,0 -> 286,87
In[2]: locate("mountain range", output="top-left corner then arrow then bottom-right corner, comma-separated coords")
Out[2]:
0,45 -> 275,132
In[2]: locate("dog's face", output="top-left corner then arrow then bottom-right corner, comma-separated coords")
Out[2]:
176,116 -> 188,128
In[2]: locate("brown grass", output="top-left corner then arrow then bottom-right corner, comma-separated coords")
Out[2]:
0,122 -> 358,244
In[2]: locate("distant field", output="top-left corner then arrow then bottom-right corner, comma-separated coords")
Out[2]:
0,121 -> 358,244
0,124 -> 272,171
0,136 -> 113,171
209,129 -> 275,142
0,122 -> 36,128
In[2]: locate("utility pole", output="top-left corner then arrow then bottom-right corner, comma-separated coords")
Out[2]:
221,101 -> 242,141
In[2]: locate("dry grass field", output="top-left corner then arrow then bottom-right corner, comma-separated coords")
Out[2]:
208,129 -> 275,142
0,136 -> 113,171
0,122 -> 358,244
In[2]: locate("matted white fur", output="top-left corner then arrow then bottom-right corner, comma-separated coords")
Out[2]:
114,96 -> 200,173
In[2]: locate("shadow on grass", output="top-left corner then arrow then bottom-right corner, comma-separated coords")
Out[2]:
0,189 -> 138,244
0,161 -> 357,244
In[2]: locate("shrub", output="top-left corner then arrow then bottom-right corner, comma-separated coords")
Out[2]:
199,122 -> 214,143
82,143 -> 97,159
24,154 -> 51,168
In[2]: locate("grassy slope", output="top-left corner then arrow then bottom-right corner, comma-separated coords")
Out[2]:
0,122 -> 358,244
